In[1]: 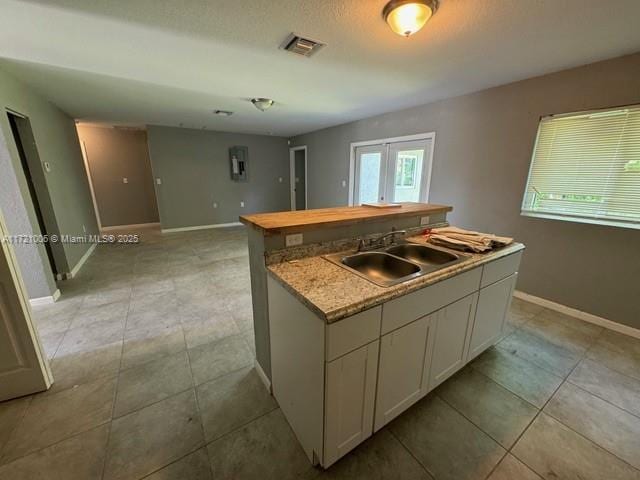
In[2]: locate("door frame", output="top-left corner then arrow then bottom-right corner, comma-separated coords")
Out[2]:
348,132 -> 436,206
289,145 -> 308,210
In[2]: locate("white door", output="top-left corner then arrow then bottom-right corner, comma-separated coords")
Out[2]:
324,340 -> 378,467
0,208 -> 52,401
354,138 -> 433,205
467,274 -> 517,361
374,315 -> 432,431
428,293 -> 477,391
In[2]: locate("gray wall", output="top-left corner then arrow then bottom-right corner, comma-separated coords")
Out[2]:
77,125 -> 159,228
0,67 -> 98,295
146,125 -> 290,229
292,53 -> 640,330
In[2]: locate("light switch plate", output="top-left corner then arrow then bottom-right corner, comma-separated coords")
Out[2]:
156,178 -> 162,185
420,216 -> 431,226
285,233 -> 303,247
123,177 -> 129,184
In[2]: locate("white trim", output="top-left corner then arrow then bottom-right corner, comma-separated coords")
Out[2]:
100,222 -> 160,232
513,290 -> 640,340
520,211 -> 640,231
68,242 -> 97,278
29,289 -> 61,306
79,139 -> 103,230
161,222 -> 243,234
254,359 -> 272,393
348,132 -> 436,206
289,146 -> 308,211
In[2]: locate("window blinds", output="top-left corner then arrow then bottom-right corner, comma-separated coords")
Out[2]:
522,105 -> 640,229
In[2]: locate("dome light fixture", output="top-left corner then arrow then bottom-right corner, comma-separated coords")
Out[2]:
251,98 -> 275,112
383,0 -> 438,37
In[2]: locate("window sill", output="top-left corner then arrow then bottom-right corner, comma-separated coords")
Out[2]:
520,211 -> 640,230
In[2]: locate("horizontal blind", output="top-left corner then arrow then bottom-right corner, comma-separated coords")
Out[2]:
522,105 -> 640,226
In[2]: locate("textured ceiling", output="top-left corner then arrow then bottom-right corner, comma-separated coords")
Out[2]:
1,0 -> 640,136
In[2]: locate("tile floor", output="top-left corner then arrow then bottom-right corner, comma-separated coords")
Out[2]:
1,226 -> 639,479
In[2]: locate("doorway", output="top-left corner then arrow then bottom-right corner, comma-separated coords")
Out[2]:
7,111 -> 59,277
290,146 -> 307,210
349,133 -> 435,205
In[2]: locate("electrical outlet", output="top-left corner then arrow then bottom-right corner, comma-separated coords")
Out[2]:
278,177 -> 283,183
156,178 -> 162,185
420,216 -> 431,226
285,233 -> 303,247
123,177 -> 128,184
213,202 -> 218,208
341,180 -> 347,188
240,201 -> 245,208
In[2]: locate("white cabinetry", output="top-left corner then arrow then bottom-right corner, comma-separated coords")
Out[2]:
428,293 -> 478,390
324,340 -> 379,467
467,273 -> 517,361
374,315 -> 434,431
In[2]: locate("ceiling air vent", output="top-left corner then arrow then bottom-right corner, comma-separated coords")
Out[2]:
281,33 -> 325,57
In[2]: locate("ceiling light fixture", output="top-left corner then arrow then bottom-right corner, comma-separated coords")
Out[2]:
383,0 -> 438,37
251,98 -> 274,112
214,109 -> 233,116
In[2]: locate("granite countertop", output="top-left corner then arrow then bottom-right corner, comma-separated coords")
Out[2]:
267,236 -> 525,323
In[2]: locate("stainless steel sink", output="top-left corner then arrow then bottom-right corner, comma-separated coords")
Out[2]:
385,243 -> 459,266
340,252 -> 421,286
324,242 -> 466,287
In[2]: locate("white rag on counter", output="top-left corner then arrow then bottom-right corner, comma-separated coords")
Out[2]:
427,226 -> 513,253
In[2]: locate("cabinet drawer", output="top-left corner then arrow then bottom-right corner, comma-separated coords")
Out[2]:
481,251 -> 522,288
381,268 -> 482,335
326,306 -> 381,361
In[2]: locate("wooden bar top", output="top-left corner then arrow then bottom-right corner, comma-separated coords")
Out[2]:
240,203 -> 452,235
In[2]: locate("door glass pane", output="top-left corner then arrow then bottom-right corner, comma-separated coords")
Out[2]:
391,149 -> 424,202
358,152 -> 382,204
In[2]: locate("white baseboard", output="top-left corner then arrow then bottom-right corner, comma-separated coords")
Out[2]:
68,242 -> 97,279
161,222 -> 243,234
30,289 -> 61,306
254,360 -> 272,393
101,222 -> 160,232
513,290 -> 640,340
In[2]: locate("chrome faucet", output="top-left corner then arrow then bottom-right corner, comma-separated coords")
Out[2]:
357,229 -> 407,251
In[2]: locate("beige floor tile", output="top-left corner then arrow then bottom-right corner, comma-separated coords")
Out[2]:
544,382 -> 640,470
472,347 -> 563,408
121,324 -> 186,370
188,335 -> 253,386
390,395 -> 505,480
47,342 -> 122,394
487,454 -> 541,480
182,313 -> 240,350
520,312 -> 601,355
437,368 -> 538,448
319,429 -> 432,479
508,298 -> 544,327
197,367 -> 277,442
104,390 -> 204,480
56,317 -> 125,356
145,448 -> 212,480
207,409 -> 316,480
114,351 -> 193,417
513,413 -> 640,480
586,330 -> 640,381
0,425 -> 109,480
569,358 -> 640,417
0,396 -> 31,455
68,300 -> 129,330
498,328 -> 582,377
1,376 -> 116,463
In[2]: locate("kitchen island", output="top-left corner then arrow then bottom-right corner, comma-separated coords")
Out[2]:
242,204 -> 524,468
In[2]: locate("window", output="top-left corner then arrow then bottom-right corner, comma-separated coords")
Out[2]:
395,154 -> 417,188
521,105 -> 640,230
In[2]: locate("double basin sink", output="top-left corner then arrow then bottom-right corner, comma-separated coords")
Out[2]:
324,241 -> 466,287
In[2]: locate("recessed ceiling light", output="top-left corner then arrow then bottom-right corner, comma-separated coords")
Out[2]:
214,109 -> 233,116
251,98 -> 274,112
383,0 -> 438,37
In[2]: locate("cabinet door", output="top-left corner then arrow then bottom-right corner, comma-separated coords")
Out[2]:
324,340 -> 379,467
428,294 -> 477,390
468,273 -> 517,361
374,316 -> 432,431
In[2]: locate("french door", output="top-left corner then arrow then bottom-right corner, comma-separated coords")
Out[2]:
354,138 -> 432,205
